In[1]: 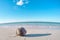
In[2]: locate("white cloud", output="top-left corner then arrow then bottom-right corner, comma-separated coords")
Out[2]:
16,0 -> 24,6
16,0 -> 29,6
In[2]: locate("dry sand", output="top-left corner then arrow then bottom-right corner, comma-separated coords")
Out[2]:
0,27 -> 60,40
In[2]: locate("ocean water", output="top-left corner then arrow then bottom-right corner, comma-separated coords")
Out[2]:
0,22 -> 60,29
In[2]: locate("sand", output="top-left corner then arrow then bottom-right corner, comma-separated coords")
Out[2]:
0,27 -> 60,40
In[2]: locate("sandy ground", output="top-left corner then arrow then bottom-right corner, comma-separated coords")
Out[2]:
0,27 -> 60,40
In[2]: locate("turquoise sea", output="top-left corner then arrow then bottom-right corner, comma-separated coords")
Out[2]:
0,22 -> 60,29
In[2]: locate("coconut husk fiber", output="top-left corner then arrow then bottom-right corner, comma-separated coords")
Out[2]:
16,27 -> 27,36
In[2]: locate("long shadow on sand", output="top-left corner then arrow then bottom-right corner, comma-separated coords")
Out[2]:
24,33 -> 51,37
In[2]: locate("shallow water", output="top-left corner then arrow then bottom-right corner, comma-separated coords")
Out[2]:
0,22 -> 60,29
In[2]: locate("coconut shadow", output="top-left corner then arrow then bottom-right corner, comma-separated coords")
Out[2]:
23,33 -> 51,37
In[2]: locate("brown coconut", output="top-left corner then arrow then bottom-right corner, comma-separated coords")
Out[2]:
16,27 -> 27,36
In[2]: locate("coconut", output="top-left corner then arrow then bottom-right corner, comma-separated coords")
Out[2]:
16,27 -> 27,36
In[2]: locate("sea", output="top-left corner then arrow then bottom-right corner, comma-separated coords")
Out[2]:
0,22 -> 60,29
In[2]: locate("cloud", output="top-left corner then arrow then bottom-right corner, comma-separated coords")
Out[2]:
16,0 -> 24,6
16,0 -> 29,6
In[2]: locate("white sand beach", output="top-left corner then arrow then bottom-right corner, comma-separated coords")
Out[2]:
0,26 -> 60,40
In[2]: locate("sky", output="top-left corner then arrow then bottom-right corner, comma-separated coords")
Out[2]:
0,0 -> 60,23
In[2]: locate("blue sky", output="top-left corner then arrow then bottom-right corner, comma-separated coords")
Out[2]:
0,0 -> 60,23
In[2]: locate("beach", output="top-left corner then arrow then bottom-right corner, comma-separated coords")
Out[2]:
0,26 -> 60,40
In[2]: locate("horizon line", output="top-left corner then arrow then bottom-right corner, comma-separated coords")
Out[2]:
0,21 -> 60,24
